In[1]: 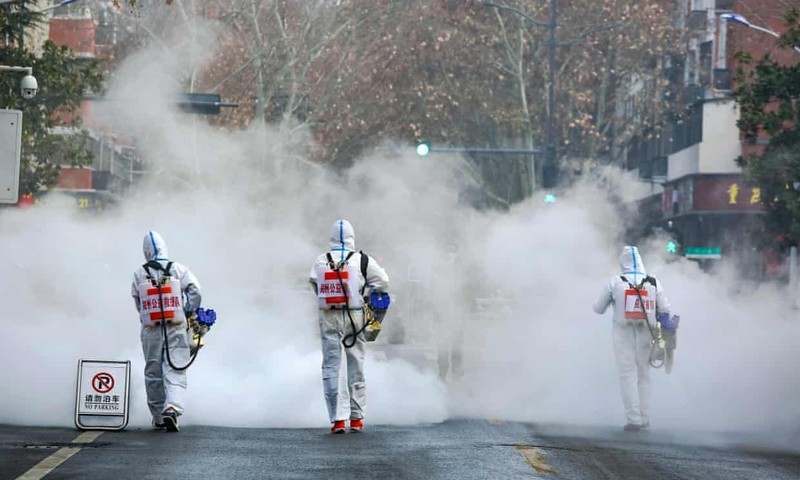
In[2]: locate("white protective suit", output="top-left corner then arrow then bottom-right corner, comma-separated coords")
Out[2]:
131,231 -> 201,426
593,246 -> 670,427
309,219 -> 389,423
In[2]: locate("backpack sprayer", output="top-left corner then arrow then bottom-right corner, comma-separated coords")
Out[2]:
159,300 -> 217,371
658,312 -> 680,374
363,291 -> 391,342
326,252 -> 391,348
187,307 -> 217,356
144,260 -> 217,371
358,251 -> 390,342
625,275 -> 678,372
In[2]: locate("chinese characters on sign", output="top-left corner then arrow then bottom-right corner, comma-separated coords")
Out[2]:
727,183 -> 738,204
727,183 -> 761,205
751,187 -> 761,205
318,282 -> 344,295
18,193 -> 107,210
83,394 -> 122,412
664,176 -> 764,216
140,295 -> 181,311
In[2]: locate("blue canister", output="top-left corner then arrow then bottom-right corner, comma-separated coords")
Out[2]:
195,307 -> 217,328
370,292 -> 391,310
658,312 -> 679,330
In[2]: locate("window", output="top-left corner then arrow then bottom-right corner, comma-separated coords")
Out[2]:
699,41 -> 713,86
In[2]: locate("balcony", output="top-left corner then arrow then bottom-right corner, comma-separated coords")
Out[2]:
639,155 -> 668,180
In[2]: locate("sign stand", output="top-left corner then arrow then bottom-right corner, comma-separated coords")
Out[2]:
75,359 -> 131,431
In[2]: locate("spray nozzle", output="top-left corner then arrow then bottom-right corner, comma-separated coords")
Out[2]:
195,307 -> 217,328
658,312 -> 680,330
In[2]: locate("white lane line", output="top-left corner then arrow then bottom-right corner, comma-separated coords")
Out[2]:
16,431 -> 104,480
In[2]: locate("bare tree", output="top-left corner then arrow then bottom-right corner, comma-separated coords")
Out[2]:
111,0 -> 682,205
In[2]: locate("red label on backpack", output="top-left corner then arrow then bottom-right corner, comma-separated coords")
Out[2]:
319,271 -> 350,305
624,289 -> 654,320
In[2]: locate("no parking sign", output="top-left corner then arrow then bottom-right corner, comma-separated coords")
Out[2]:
75,360 -> 130,431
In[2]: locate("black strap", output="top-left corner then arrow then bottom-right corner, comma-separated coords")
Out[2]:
326,252 -> 354,271
619,275 -> 661,346
321,250 -> 365,349
144,260 -> 174,285
619,275 -> 656,289
360,251 -> 369,296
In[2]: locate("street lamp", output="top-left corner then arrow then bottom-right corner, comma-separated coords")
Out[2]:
721,13 -> 800,54
39,0 -> 80,13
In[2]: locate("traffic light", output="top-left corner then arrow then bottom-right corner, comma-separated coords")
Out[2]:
541,144 -> 558,189
415,142 -> 431,157
544,144 -> 556,165
175,93 -> 222,115
543,193 -> 557,204
666,239 -> 678,254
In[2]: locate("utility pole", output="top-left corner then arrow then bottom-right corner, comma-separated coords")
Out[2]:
485,1 -> 557,189
484,1 -> 623,188
546,0 -> 557,187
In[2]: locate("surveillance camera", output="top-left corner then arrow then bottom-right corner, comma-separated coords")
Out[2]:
20,74 -> 38,99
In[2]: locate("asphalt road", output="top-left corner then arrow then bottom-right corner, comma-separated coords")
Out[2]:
3,420 -> 800,479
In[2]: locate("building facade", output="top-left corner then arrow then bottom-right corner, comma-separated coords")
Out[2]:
18,1 -> 139,211
628,0 -> 796,276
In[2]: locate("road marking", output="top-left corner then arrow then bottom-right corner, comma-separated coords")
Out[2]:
73,431 -> 103,444
516,445 -> 556,474
16,431 -> 104,480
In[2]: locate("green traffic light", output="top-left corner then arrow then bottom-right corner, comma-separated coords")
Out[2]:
543,194 -> 557,204
416,142 -> 430,156
666,240 -> 677,254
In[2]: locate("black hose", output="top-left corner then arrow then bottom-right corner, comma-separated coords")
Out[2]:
633,286 -> 665,369
333,265 -> 371,349
157,283 -> 201,371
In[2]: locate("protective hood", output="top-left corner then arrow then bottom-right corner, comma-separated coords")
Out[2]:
328,219 -> 355,261
143,230 -> 169,261
619,245 -> 647,285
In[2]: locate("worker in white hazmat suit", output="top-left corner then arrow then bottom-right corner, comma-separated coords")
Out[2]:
309,219 -> 389,434
593,246 -> 670,432
131,231 -> 202,432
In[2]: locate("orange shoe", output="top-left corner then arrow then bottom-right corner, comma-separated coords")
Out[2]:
350,418 -> 364,432
330,420 -> 346,434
